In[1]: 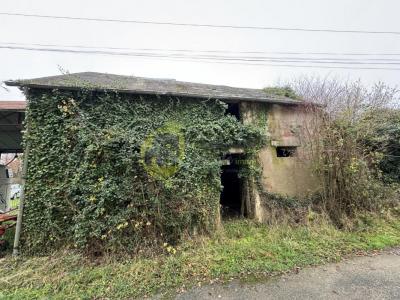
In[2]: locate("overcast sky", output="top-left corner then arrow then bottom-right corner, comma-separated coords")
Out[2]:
1,0 -> 400,100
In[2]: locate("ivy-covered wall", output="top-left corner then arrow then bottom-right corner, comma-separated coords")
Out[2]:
22,89 -> 262,254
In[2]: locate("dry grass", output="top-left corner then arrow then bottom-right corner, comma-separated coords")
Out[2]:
1,212 -> 399,299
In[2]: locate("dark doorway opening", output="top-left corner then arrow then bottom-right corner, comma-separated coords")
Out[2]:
226,103 -> 240,120
220,154 -> 245,218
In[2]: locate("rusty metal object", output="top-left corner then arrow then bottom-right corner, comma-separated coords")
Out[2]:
0,212 -> 17,245
0,213 -> 17,223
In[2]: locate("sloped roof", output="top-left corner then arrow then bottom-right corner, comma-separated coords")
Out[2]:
5,72 -> 301,105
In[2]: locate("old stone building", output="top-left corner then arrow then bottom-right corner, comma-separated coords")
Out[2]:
6,72 -> 318,223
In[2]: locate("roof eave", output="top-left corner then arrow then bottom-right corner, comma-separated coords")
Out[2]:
0,108 -> 26,112
5,81 -> 302,105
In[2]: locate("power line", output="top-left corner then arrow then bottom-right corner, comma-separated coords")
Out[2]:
1,43 -> 400,65
1,12 -> 400,36
2,42 -> 400,64
2,45 -> 400,71
2,42 -> 400,57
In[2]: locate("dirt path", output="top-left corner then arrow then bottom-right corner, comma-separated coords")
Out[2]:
173,248 -> 400,300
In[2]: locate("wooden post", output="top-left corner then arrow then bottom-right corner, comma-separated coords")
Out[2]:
13,135 -> 29,256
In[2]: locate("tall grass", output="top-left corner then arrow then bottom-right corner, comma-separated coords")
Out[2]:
1,213 -> 399,299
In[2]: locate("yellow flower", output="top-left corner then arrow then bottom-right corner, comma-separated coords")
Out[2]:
116,222 -> 129,230
166,246 -> 177,254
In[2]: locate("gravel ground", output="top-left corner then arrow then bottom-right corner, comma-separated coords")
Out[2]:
169,248 -> 400,300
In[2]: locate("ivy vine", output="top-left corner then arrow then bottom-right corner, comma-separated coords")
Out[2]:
22,88 -> 262,254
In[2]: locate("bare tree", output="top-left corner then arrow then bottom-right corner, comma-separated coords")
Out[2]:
285,76 -> 399,222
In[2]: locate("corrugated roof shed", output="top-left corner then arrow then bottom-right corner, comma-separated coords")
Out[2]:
0,101 -> 25,153
0,101 -> 26,111
6,72 -> 301,105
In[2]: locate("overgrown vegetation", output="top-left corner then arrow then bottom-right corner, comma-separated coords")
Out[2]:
285,78 -> 400,223
1,214 -> 399,299
17,78 -> 400,254
1,77 -> 400,299
0,226 -> 14,255
23,89 -> 262,255
360,109 -> 400,183
263,86 -> 300,100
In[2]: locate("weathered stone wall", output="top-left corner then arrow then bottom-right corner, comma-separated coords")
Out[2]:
241,101 -> 319,201
261,103 -> 318,198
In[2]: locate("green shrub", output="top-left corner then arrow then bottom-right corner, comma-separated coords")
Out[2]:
263,86 -> 300,100
360,109 -> 400,183
0,226 -> 15,255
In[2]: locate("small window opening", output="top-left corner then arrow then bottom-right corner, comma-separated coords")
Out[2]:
276,146 -> 297,157
220,154 -> 246,218
226,103 -> 240,120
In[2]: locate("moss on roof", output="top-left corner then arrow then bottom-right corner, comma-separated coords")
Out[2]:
263,86 -> 300,100
6,72 -> 302,105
